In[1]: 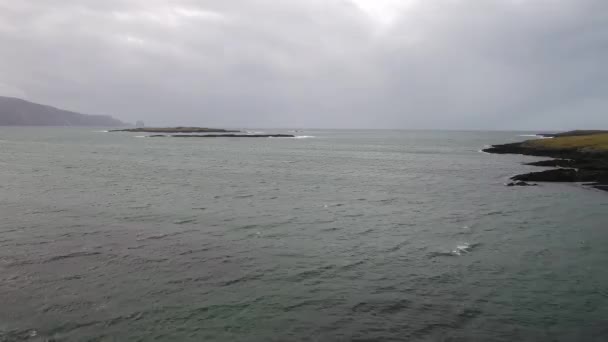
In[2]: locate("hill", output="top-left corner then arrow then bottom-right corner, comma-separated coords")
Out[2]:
0,96 -> 126,127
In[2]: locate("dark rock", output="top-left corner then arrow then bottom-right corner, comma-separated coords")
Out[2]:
593,184 -> 608,192
512,169 -> 578,182
511,169 -> 608,183
483,142 -> 608,164
525,159 -> 608,170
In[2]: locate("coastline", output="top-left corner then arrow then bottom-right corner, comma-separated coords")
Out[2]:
483,131 -> 608,192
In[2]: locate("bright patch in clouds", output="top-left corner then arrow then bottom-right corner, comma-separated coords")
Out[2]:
113,6 -> 225,27
351,0 -> 418,28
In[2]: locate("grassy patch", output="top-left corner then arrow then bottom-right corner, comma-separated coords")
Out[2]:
529,133 -> 608,151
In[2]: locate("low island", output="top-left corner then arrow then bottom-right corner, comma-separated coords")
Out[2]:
149,134 -> 295,138
110,127 -> 240,133
111,127 -> 296,138
483,130 -> 608,192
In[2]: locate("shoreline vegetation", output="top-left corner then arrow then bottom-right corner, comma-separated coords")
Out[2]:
483,130 -> 608,192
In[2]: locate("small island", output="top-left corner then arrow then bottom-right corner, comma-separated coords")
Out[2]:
149,134 -> 295,138
110,127 -> 241,133
483,130 -> 608,192
111,126 -> 296,138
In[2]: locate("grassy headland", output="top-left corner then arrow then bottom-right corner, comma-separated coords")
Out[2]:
528,133 -> 608,151
483,130 -> 608,192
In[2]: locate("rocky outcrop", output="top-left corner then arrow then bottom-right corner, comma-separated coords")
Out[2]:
507,181 -> 537,187
524,159 -> 608,170
484,137 -> 608,192
511,169 -> 608,182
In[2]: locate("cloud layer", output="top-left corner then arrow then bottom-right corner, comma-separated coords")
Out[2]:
0,0 -> 606,129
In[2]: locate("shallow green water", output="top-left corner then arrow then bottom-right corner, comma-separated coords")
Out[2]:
1,128 -> 607,341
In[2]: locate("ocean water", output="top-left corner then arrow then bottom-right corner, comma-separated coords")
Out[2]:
0,128 -> 607,341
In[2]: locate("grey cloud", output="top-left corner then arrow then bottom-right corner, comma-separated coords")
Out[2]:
0,0 -> 606,129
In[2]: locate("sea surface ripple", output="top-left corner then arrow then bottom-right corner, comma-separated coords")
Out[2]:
1,128 -> 607,341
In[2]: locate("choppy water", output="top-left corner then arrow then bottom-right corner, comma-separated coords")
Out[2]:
1,128 -> 607,341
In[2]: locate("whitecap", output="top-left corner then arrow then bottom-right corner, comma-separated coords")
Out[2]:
518,134 -> 553,139
294,136 -> 316,139
478,145 -> 492,154
134,135 -> 147,138
452,244 -> 471,256
93,130 -> 109,133
451,242 -> 480,256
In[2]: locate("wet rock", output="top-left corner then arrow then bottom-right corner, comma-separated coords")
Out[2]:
593,184 -> 608,192
512,169 -> 578,182
512,169 -> 608,183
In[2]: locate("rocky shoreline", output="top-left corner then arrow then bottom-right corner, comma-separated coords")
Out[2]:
483,131 -> 608,192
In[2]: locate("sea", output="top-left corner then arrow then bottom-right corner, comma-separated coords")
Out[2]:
0,128 -> 607,341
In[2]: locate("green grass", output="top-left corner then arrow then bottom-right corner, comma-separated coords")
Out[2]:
529,133 -> 608,151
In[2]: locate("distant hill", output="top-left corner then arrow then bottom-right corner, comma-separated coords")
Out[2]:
0,96 -> 126,127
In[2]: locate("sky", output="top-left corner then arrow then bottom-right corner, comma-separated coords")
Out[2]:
0,0 -> 606,129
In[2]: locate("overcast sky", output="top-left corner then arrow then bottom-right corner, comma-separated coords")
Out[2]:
0,0 -> 606,129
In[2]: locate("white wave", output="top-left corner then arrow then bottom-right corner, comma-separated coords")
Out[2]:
452,242 -> 480,256
134,135 -> 147,138
452,243 -> 472,256
478,145 -> 492,154
268,135 -> 315,139
93,130 -> 109,133
519,134 -> 553,139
